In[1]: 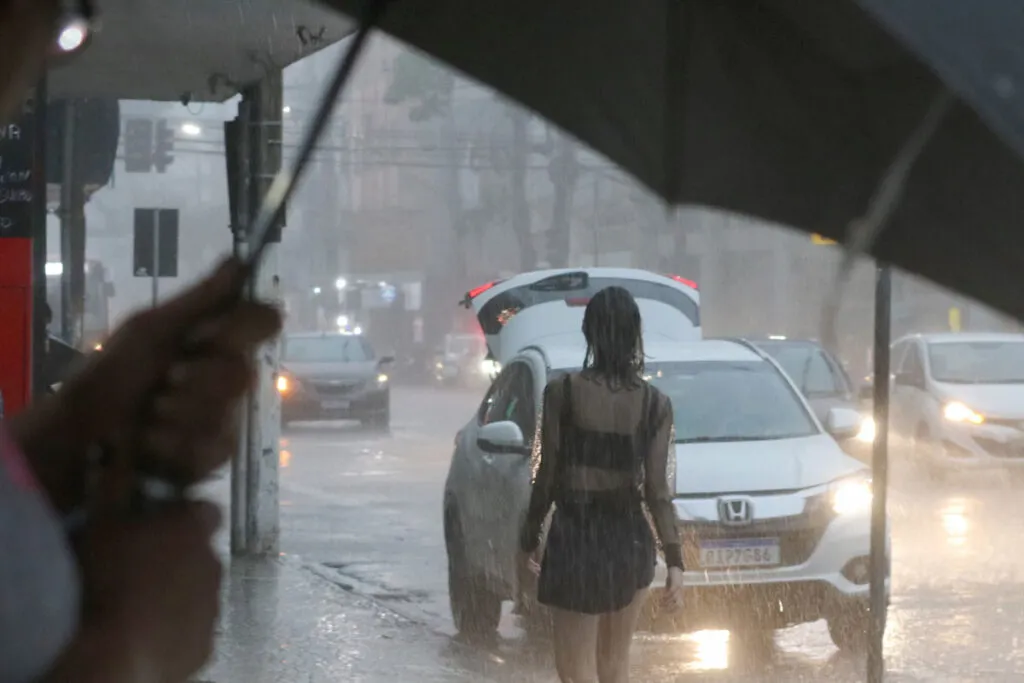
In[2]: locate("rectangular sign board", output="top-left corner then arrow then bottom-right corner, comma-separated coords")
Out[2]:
132,208 -> 179,278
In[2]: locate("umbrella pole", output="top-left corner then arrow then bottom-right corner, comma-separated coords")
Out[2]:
867,263 -> 892,683
829,90 -> 953,683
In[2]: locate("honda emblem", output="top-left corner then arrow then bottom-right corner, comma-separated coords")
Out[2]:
717,497 -> 753,526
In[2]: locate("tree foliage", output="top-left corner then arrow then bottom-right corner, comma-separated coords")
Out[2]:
384,50 -> 455,122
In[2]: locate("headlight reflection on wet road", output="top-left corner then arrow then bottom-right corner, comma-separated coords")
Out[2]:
681,630 -> 730,671
941,499 -> 969,547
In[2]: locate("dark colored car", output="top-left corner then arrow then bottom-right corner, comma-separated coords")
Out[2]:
751,338 -> 874,461
278,332 -> 394,428
433,333 -> 495,388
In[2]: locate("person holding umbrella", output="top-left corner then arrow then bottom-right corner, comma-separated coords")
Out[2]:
0,2 -> 282,682
520,287 -> 684,683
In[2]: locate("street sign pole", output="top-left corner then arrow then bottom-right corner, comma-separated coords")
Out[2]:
867,263 -> 892,683
151,209 -> 160,306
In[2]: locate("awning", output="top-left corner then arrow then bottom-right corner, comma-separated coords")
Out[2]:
47,0 -> 355,101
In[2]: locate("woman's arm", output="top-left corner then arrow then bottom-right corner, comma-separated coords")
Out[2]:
644,393 -> 684,570
519,379 -> 562,553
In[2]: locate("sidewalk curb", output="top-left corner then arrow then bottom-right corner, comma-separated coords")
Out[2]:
291,555 -> 433,628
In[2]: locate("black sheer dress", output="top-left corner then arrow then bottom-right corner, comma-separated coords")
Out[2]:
520,372 -> 684,614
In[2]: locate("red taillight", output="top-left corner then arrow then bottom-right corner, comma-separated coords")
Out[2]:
467,281 -> 499,300
667,274 -> 698,290
565,297 -> 591,307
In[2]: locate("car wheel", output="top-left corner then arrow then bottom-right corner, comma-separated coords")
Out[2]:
445,505 -> 501,637
513,559 -> 551,639
361,407 -> 390,431
827,602 -> 884,653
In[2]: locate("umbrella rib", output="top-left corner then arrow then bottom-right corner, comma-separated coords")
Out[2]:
821,88 -> 955,346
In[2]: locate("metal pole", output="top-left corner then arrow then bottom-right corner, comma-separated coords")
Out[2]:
151,209 -> 160,306
226,103 -> 252,556
867,263 -> 892,683
59,100 -> 75,340
591,174 -> 600,266
30,80 -> 48,399
244,73 -> 284,555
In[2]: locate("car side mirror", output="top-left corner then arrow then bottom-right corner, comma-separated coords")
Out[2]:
825,407 -> 862,440
378,355 -> 396,367
477,420 -> 529,456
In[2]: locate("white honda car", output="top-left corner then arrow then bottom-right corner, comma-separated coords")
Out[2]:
646,339 -> 890,650
443,269 -> 889,650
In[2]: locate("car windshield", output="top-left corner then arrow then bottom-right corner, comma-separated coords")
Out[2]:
928,340 -> 1024,384
647,361 -> 818,442
756,342 -> 847,396
283,336 -> 374,363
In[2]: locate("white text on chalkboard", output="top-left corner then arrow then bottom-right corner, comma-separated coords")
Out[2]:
0,124 -> 22,142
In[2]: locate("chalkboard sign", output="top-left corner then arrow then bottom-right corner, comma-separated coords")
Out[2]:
0,95 -> 36,239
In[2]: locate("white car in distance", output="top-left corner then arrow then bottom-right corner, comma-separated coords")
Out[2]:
890,332 -> 1024,478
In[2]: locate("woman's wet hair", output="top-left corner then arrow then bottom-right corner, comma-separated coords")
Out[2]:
581,286 -> 644,388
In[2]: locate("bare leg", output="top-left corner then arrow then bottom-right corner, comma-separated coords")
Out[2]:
551,607 -> 600,683
596,589 -> 649,683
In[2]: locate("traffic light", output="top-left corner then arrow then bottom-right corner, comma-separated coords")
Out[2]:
123,118 -> 154,173
153,119 -> 175,173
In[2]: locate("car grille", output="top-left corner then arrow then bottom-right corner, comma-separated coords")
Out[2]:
311,380 -> 364,397
678,498 -> 832,569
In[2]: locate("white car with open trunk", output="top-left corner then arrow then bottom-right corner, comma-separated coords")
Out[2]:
443,268 -> 887,651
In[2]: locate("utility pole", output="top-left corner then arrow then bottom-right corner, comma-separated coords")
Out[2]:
55,99 -> 86,348
243,73 -> 284,555
591,173 -> 600,266
225,100 -> 252,556
59,100 -> 75,341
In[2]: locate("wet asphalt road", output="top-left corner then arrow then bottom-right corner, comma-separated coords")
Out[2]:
273,385 -> 1024,682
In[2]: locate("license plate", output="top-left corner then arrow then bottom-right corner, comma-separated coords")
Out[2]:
321,399 -> 349,410
698,538 -> 780,568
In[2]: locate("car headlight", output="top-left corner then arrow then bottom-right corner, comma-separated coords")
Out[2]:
480,359 -> 501,376
943,401 -> 985,425
856,416 -> 876,443
377,373 -> 389,384
276,374 -> 293,394
831,475 -> 873,516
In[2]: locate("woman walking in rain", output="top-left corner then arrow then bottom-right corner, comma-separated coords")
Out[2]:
520,286 -> 685,683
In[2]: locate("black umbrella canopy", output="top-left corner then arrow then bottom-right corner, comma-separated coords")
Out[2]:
321,0 -> 1024,320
